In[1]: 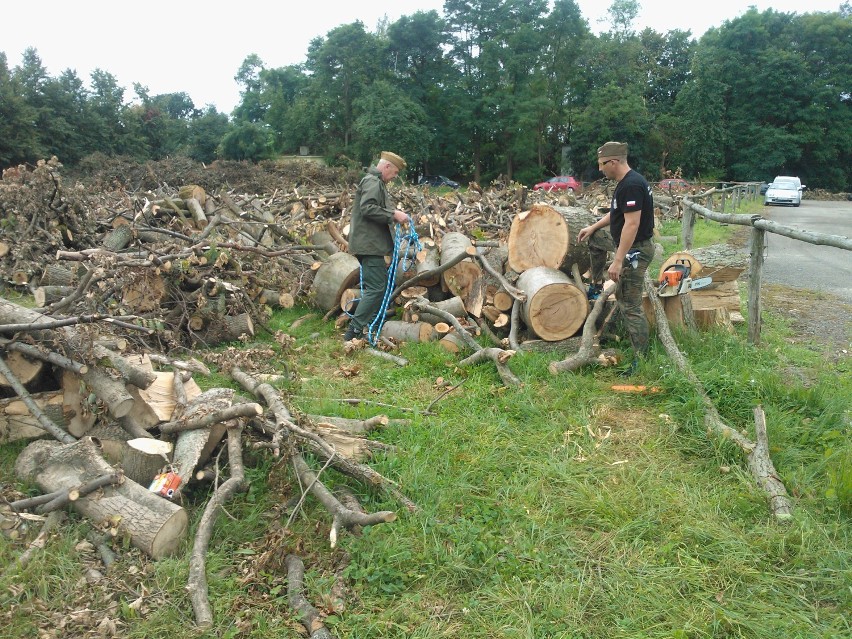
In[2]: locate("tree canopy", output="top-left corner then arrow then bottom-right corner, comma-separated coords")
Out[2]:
1,3 -> 849,191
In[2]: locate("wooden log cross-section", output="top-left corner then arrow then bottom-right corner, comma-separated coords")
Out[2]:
516,267 -> 588,341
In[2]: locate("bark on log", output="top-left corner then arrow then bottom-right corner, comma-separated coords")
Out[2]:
311,252 -> 361,312
507,204 -> 569,272
15,437 -> 188,558
378,320 -> 434,343
33,286 -> 75,308
516,267 -> 588,341
0,391 -> 67,444
552,205 -> 597,276
439,232 -> 484,317
169,388 -> 235,489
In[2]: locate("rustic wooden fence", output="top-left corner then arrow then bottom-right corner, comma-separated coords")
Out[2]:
679,189 -> 852,344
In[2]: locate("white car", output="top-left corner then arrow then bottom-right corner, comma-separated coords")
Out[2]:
764,179 -> 802,207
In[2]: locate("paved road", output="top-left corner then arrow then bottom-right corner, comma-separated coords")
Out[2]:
759,199 -> 852,304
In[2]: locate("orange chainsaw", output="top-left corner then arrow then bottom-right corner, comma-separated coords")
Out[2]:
657,259 -> 713,297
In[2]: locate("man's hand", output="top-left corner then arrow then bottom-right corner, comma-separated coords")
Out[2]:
608,260 -> 624,282
392,209 -> 409,224
577,226 -> 593,243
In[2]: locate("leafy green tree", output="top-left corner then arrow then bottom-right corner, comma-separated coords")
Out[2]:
220,121 -> 272,161
187,106 -> 231,162
304,23 -> 385,152
233,54 -> 267,123
570,81 -> 652,180
352,80 -> 432,169
386,11 -> 459,176
0,52 -> 42,166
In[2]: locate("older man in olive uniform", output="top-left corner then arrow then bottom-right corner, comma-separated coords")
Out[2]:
577,141 -> 655,373
344,151 -> 410,341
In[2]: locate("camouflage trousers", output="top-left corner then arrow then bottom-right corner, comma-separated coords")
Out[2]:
587,229 -> 655,355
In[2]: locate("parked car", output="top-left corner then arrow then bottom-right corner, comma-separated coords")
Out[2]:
773,175 -> 806,194
533,176 -> 582,192
658,178 -> 692,191
418,175 -> 460,188
764,179 -> 802,207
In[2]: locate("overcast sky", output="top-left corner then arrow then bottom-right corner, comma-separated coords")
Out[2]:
1,1 -> 844,114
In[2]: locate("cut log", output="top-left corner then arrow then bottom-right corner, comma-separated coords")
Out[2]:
102,224 -> 134,251
311,251 -> 361,312
552,205 -> 598,276
440,232 -> 484,318
88,421 -> 166,486
258,289 -> 295,309
658,245 -> 748,284
39,264 -> 76,287
61,370 -> 97,438
379,320 -> 434,343
198,313 -> 255,346
415,242 -> 441,287
0,391 -> 66,444
437,330 -> 469,353
15,437 -> 188,558
408,295 -> 467,326
690,279 -> 742,313
170,388 -> 235,489
507,204 -> 569,272
516,267 -> 588,341
0,351 -> 45,389
33,285 -> 75,308
340,287 -> 361,314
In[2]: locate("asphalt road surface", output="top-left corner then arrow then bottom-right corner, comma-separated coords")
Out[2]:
759,199 -> 852,304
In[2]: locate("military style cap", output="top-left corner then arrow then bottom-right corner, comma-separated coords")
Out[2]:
597,141 -> 628,158
380,151 -> 407,170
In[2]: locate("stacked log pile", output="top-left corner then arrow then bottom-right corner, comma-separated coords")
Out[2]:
0,157 -> 756,629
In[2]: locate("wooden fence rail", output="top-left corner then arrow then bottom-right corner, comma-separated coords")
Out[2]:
680,193 -> 852,344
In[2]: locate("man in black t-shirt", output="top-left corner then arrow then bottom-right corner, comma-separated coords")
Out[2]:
577,141 -> 655,371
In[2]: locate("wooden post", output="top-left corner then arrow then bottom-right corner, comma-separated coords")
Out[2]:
682,205 -> 696,250
747,225 -> 766,345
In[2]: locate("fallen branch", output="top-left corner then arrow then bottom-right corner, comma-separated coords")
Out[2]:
643,274 -> 793,520
159,403 -> 263,434
548,283 -> 615,374
35,472 -> 124,515
188,425 -> 247,628
290,453 -> 396,548
285,554 -> 337,639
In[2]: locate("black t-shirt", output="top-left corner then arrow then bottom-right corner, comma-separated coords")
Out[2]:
609,169 -> 654,246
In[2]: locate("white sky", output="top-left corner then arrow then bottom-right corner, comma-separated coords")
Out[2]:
1,1 -> 844,114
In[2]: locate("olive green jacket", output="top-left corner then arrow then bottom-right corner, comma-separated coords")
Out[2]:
348,168 -> 396,256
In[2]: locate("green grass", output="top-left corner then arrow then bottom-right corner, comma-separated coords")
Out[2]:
2,256 -> 851,637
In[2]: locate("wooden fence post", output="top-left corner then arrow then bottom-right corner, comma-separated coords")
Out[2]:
747,224 -> 766,345
682,205 -> 696,250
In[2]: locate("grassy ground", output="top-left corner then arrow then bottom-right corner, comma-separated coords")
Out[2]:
1,206 -> 850,638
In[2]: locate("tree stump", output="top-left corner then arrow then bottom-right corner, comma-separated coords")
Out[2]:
516,267 -> 588,341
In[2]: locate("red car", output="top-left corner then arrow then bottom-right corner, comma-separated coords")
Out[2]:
533,176 -> 582,193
